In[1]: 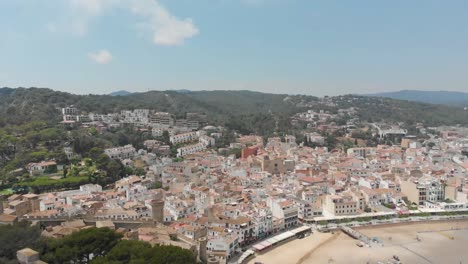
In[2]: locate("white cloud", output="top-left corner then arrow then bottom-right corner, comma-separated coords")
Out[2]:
63,0 -> 198,45
88,49 -> 113,64
69,0 -> 112,14
45,22 -> 57,33
68,0 -> 119,36
130,0 -> 199,46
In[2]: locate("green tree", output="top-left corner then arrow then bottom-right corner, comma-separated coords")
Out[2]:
63,167 -> 68,178
89,127 -> 98,136
124,166 -> 134,176
134,167 -> 146,176
161,130 -> 171,145
91,240 -> 198,264
42,227 -> 122,264
43,164 -> 58,174
148,244 -> 197,264
228,148 -> 242,158
91,240 -> 151,264
96,154 -> 111,171
151,181 -> 162,189
89,147 -> 104,161
0,221 -> 43,263
106,159 -> 124,180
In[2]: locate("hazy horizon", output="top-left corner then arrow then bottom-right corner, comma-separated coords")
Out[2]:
2,86 -> 468,98
1,1 -> 468,96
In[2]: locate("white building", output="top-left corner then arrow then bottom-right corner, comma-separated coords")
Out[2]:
207,234 -> 239,260
26,161 -> 58,176
177,143 -> 206,157
305,132 -> 325,145
199,135 -> 215,147
152,128 -> 165,137
150,112 -> 173,126
62,106 -> 78,115
104,145 -> 137,160
298,190 -> 323,221
347,147 -> 377,158
267,198 -> 298,229
121,109 -> 149,124
170,131 -> 199,145
324,194 -> 358,216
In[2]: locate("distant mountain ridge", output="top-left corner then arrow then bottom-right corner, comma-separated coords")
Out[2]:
0,87 -> 15,96
109,90 -> 132,96
366,90 -> 468,106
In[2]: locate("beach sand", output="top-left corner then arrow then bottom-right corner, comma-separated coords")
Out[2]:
247,232 -> 335,264
248,220 -> 468,264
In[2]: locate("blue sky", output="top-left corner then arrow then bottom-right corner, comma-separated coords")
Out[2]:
1,0 -> 468,96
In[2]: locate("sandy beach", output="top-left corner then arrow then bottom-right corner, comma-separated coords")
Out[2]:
248,220 -> 468,264
247,232 -> 336,264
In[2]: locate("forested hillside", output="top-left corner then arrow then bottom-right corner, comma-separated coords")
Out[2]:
0,88 -> 314,127
1,87 -> 467,128
366,90 -> 468,106
335,95 -> 468,126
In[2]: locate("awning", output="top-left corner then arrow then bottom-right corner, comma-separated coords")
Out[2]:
291,225 -> 311,234
238,249 -> 255,263
253,242 -> 271,251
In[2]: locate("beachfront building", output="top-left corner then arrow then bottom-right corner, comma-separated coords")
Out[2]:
251,211 -> 274,239
298,200 -> 322,221
206,233 -> 239,260
267,198 -> 299,230
400,177 -> 445,206
298,190 -> 323,221
324,194 -> 358,216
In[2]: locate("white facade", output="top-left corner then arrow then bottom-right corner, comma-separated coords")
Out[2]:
62,107 -> 78,115
324,194 -> 358,216
207,235 -> 239,259
170,131 -> 199,145
177,143 -> 206,157
104,145 -> 137,160
199,135 -> 215,147
267,198 -> 298,229
121,109 -> 149,124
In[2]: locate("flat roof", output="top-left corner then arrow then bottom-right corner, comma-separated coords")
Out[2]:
253,242 -> 270,251
291,225 -> 311,234
238,249 -> 255,263
314,211 -> 396,221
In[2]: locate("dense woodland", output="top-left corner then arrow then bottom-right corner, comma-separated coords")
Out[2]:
0,87 -> 466,128
0,222 -> 198,264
